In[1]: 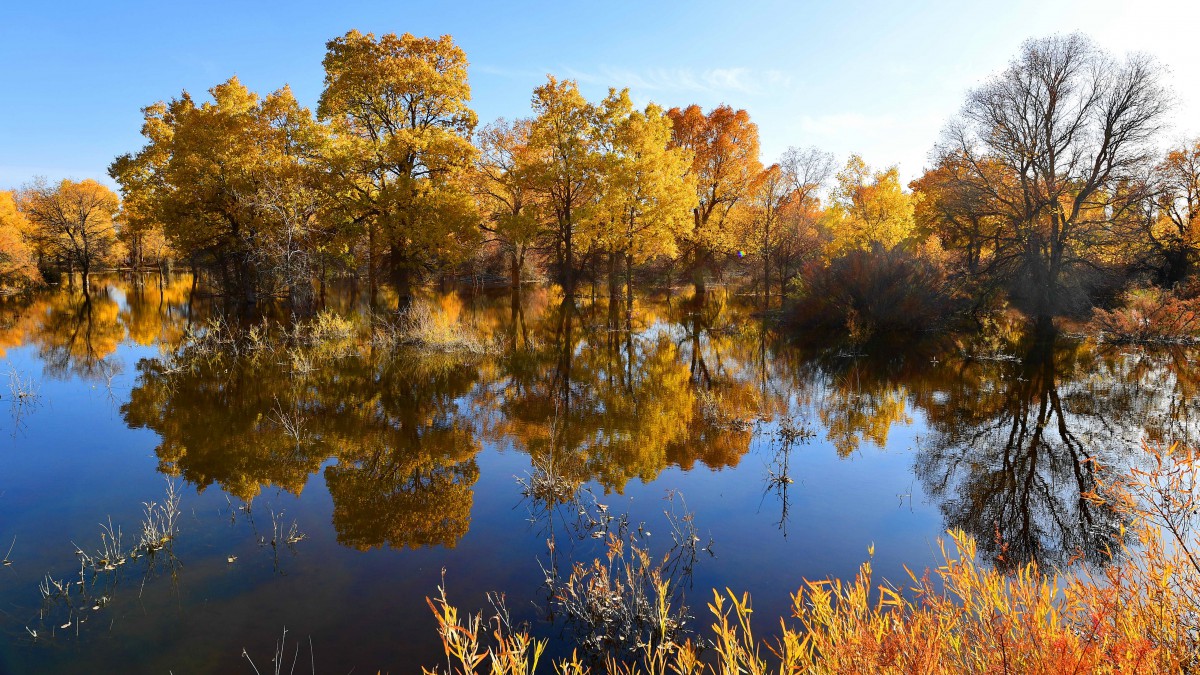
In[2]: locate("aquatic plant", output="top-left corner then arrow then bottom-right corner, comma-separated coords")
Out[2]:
382,296 -> 493,355
423,442 -> 1200,673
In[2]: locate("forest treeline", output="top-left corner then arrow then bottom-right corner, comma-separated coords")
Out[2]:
0,31 -> 1196,338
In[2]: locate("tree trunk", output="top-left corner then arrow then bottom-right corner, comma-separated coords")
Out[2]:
510,247 -> 522,289
762,251 -> 770,310
692,208 -> 706,297
391,243 -> 412,311
607,251 -> 620,299
563,215 -> 575,298
625,252 -> 634,317
368,222 -> 378,306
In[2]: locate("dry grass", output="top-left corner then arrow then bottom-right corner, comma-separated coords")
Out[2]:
425,442 -> 1200,674
378,297 -> 493,355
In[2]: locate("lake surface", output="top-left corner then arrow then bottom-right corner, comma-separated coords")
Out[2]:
0,275 -> 1196,673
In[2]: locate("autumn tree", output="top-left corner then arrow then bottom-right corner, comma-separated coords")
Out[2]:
667,104 -> 762,294
18,178 -> 120,296
746,164 -> 786,307
110,79 -> 333,306
109,145 -> 175,275
594,95 -> 695,305
318,30 -> 479,307
910,154 -> 1006,277
936,33 -> 1169,329
823,154 -> 915,257
0,191 -> 38,290
527,76 -> 599,298
1146,139 -> 1200,285
775,146 -> 835,300
473,118 -> 543,290
744,147 -> 833,309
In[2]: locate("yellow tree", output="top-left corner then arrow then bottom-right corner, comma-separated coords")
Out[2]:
0,191 -> 38,290
318,30 -> 479,307
18,178 -> 119,296
528,75 -> 599,298
111,79 -> 332,305
824,155 -> 915,257
910,154 -> 1006,276
473,117 -> 543,289
595,94 -> 696,304
667,104 -> 762,294
110,136 -> 175,274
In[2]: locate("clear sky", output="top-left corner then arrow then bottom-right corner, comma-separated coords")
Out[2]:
1,0 -> 1196,190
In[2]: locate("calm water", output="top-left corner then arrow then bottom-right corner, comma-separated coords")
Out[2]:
0,275 -> 1196,673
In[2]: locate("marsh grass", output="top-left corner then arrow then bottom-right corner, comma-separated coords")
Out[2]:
380,298 -> 493,355
243,627 -> 315,675
696,390 -> 754,432
6,364 -> 41,432
27,479 -> 184,641
138,479 -> 182,553
426,442 -> 1200,673
258,507 -> 306,574
424,577 -> 546,675
6,365 -> 39,401
269,396 -> 307,445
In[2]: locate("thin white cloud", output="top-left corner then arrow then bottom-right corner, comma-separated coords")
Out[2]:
474,62 -> 794,99
564,65 -> 794,97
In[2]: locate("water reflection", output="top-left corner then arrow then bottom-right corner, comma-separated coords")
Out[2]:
480,291 -> 759,492
914,336 -> 1123,569
3,276 -> 1199,570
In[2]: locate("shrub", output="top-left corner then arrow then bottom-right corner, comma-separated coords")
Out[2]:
1088,284 -> 1200,344
787,244 -> 960,342
380,295 -> 493,355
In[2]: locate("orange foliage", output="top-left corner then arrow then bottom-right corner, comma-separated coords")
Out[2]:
1089,285 -> 1200,343
0,190 -> 38,290
667,104 -> 762,291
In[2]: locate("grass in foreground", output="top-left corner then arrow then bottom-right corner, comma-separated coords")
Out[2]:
422,443 -> 1200,674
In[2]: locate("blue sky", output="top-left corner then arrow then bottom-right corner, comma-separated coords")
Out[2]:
1,0 -> 1196,190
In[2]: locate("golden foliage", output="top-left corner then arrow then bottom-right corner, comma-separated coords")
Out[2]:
0,190 -> 38,290
823,155 -> 915,258
17,178 -> 120,291
319,30 -> 480,299
593,97 -> 695,266
667,104 -> 762,289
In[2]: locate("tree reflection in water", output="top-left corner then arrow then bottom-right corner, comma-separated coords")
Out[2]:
9,275 -> 1200,570
913,336 -> 1119,568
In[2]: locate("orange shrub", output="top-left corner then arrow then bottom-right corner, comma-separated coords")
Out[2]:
1089,285 -> 1200,344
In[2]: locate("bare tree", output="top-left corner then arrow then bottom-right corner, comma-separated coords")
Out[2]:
936,33 -> 1170,330
749,146 -> 834,310
772,146 -> 834,303
780,145 -> 835,206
